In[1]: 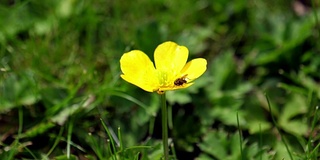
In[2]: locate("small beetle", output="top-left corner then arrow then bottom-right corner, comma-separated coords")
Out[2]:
174,74 -> 188,86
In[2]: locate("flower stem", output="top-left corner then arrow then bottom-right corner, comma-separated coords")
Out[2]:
161,93 -> 169,160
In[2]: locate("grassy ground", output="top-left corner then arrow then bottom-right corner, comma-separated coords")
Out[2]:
1,0 -> 320,159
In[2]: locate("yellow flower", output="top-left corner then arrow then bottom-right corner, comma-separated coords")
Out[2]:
120,41 -> 207,94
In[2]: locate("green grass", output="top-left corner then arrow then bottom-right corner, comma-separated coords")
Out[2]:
1,0 -> 320,159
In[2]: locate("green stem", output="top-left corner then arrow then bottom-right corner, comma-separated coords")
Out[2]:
265,94 -> 293,160
161,93 -> 169,160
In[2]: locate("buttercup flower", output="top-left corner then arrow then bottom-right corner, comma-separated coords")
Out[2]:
120,41 -> 207,94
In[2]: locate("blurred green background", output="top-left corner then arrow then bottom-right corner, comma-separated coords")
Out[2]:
1,0 -> 320,159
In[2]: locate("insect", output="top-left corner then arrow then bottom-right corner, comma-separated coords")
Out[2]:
174,74 -> 188,86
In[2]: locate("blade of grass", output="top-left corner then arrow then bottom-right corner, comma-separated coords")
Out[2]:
265,94 -> 293,160
149,116 -> 155,136
309,139 -> 320,158
236,112 -> 244,160
101,118 -> 119,147
100,118 -> 118,160
23,146 -> 37,159
124,145 -> 153,151
111,90 -> 156,116
46,126 -> 64,157
67,119 -> 74,159
170,143 -> 177,160
118,127 -> 123,152
134,152 -> 140,160
88,133 -> 105,159
259,123 -> 262,160
106,140 -> 116,160
59,136 -> 86,152
116,127 -> 125,160
8,107 -> 24,159
96,102 -> 120,147
307,105 -> 319,159
311,0 -> 320,37
45,80 -> 83,117
303,90 -> 319,159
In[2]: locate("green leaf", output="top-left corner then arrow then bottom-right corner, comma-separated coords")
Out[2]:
247,121 -> 272,134
0,71 -> 39,112
254,14 -> 313,65
177,26 -> 213,54
198,130 -> 228,159
207,51 -> 236,93
211,107 -> 246,126
281,120 -> 308,136
279,94 -> 307,123
278,94 -> 308,135
274,141 -> 293,160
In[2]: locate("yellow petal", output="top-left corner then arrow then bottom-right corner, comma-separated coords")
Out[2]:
160,82 -> 194,92
120,50 -> 159,92
180,58 -> 207,81
154,41 -> 188,76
